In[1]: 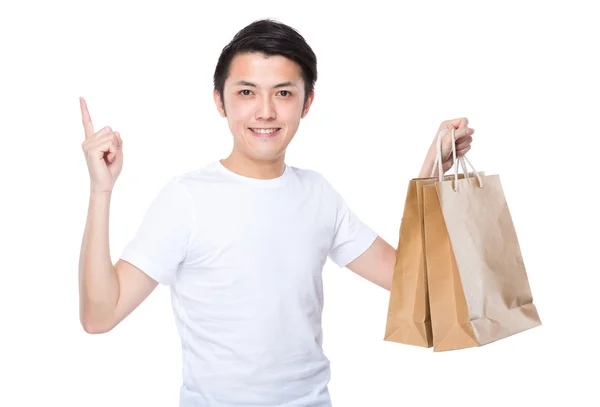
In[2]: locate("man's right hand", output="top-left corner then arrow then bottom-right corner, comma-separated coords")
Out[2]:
80,97 -> 123,194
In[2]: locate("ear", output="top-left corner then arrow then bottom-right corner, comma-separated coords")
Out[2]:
301,91 -> 315,118
213,89 -> 226,117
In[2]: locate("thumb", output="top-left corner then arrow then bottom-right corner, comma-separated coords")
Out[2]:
444,117 -> 469,129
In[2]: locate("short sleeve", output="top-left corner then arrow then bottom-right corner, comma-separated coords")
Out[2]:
119,179 -> 195,285
325,179 -> 378,268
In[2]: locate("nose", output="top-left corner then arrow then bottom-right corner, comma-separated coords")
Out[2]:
255,97 -> 276,121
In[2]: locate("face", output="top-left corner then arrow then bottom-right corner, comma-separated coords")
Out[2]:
214,52 -> 314,162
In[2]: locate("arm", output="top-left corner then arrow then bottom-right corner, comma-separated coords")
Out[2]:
78,97 -> 160,334
347,119 -> 477,291
324,174 -> 396,291
78,191 -> 158,334
346,236 -> 396,291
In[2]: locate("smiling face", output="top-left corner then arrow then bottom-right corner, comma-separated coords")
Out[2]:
214,52 -> 314,163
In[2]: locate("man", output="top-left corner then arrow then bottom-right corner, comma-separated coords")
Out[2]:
78,18 -> 474,407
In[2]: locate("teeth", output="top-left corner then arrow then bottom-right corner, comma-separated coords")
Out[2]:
251,128 -> 279,134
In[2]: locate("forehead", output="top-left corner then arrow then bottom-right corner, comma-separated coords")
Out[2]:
226,52 -> 303,86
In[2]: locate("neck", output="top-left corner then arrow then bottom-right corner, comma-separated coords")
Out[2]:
220,152 -> 286,180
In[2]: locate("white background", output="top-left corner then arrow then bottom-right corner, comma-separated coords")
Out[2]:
1,0 -> 599,406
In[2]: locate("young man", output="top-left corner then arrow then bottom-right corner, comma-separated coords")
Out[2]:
78,19 -> 474,407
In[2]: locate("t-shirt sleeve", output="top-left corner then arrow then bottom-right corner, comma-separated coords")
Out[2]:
324,177 -> 378,268
119,178 -> 195,286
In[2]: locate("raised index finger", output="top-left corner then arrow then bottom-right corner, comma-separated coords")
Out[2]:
79,97 -> 94,139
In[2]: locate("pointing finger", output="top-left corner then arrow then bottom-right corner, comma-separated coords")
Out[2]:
80,97 -> 94,139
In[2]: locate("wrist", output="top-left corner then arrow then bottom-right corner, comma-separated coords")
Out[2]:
418,148 -> 437,178
90,189 -> 113,199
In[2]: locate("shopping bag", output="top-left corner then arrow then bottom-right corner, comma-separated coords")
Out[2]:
384,168 -> 475,348
383,176 -> 432,347
423,128 -> 542,351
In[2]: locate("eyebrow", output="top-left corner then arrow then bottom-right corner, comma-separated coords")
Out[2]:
233,80 -> 298,89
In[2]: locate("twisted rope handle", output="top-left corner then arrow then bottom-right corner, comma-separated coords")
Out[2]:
430,128 -> 483,191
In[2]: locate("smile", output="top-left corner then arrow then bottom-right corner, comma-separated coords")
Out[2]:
249,128 -> 281,137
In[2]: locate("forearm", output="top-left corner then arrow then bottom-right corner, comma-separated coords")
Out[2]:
78,191 -> 119,331
418,147 -> 437,178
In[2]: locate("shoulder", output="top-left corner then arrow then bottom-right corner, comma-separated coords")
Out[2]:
174,161 -> 221,183
167,161 -> 224,195
287,165 -> 330,188
292,165 -> 342,196
143,164 -> 218,211
286,165 -> 343,207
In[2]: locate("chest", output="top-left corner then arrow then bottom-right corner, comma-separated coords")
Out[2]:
181,187 -> 335,285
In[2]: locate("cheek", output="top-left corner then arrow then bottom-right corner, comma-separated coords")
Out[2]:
279,101 -> 304,119
226,100 -> 247,119
226,103 -> 253,129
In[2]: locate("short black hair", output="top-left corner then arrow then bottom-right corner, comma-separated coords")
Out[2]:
213,19 -> 318,114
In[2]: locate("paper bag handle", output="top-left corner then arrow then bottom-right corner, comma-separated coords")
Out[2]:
430,128 -> 483,190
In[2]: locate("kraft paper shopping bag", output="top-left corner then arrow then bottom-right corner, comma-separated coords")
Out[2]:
423,128 -> 542,351
384,177 -> 432,347
384,171 -> 475,348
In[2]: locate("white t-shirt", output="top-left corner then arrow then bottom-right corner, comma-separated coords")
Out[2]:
120,160 -> 378,407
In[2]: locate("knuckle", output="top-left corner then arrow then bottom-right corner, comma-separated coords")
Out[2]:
95,126 -> 112,137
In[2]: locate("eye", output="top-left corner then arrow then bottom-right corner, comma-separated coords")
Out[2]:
277,90 -> 292,97
239,89 -> 253,96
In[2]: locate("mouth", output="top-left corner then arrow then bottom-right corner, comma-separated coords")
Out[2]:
248,127 -> 281,138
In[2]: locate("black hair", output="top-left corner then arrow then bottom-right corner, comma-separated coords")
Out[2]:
213,19 -> 318,114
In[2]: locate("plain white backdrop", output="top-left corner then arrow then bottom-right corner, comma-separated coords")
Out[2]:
1,0 -> 599,406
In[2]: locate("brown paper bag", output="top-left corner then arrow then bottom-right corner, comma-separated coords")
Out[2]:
425,129 -> 541,351
384,172 -> 474,348
384,177 -> 432,347
423,171 -> 541,351
385,128 -> 541,351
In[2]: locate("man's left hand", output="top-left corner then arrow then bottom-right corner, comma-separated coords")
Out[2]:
419,117 -> 475,178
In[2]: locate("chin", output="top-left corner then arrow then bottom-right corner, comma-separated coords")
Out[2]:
247,149 -> 285,161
